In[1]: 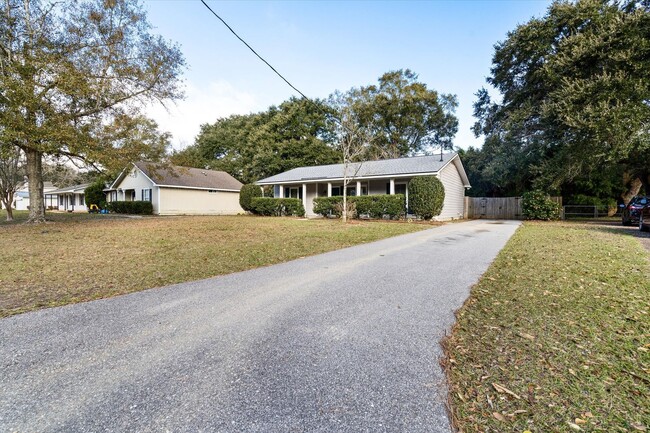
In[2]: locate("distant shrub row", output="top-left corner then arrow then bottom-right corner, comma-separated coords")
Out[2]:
313,194 -> 405,219
106,201 -> 153,215
250,197 -> 305,217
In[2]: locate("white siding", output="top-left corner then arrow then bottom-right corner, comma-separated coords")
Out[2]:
158,187 -> 243,215
437,162 -> 466,220
113,166 -> 157,212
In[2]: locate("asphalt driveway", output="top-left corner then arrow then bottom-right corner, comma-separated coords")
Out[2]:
0,219 -> 520,433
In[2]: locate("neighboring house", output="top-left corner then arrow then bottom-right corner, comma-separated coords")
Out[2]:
256,153 -> 471,220
106,162 -> 244,215
50,183 -> 91,212
14,182 -> 59,210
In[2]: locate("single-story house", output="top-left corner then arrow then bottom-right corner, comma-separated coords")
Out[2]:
14,182 -> 59,210
256,153 -> 471,220
50,183 -> 91,212
106,162 -> 244,215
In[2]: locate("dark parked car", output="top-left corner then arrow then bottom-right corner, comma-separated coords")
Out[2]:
622,196 -> 648,225
639,204 -> 650,232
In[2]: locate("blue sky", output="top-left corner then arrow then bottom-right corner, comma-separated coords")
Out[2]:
144,0 -> 552,151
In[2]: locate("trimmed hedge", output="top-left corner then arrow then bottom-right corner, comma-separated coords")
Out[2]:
408,176 -> 445,219
250,197 -> 305,217
521,190 -> 560,220
313,194 -> 405,219
106,201 -> 154,215
239,184 -> 263,212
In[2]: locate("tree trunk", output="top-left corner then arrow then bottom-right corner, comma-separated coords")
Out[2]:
4,192 -> 14,221
621,177 -> 642,205
639,170 -> 650,196
342,184 -> 348,223
25,148 -> 46,223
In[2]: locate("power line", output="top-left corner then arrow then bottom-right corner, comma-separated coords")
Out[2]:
198,1 -> 354,138
199,0 -> 310,101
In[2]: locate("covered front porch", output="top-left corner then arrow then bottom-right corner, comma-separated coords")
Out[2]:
273,178 -> 411,217
58,192 -> 87,212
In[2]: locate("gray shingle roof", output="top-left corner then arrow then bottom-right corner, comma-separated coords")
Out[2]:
257,153 -> 458,184
49,183 -> 92,194
135,162 -> 243,191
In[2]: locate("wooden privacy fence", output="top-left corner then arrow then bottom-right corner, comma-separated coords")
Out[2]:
464,196 -> 563,220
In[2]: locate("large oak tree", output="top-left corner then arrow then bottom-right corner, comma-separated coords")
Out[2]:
345,69 -> 458,159
0,0 -> 184,222
473,0 -> 650,199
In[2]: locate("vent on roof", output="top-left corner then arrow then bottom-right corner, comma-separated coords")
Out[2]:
201,171 -> 207,176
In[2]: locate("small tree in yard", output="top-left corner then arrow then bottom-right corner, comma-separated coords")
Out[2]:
84,180 -> 106,209
239,184 -> 262,212
0,146 -> 24,221
409,176 -> 445,220
328,92 -> 374,223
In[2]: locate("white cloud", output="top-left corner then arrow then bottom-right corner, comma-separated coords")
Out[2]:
147,80 -> 258,151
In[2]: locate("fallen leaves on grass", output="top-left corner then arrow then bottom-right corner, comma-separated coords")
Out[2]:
443,221 -> 650,433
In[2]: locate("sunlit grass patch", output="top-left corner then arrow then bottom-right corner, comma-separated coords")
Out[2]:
444,221 -> 650,432
0,214 -> 430,317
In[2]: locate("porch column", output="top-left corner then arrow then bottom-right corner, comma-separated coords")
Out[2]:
302,183 -> 307,213
356,181 -> 361,196
278,184 -> 284,198
260,186 -> 264,197
389,178 -> 395,195
327,182 -> 332,197
405,184 -> 409,213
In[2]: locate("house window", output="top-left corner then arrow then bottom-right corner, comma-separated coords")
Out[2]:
285,187 -> 301,199
71,194 -> 76,206
345,184 -> 368,197
331,186 -> 341,196
142,189 -> 152,202
79,194 -> 85,206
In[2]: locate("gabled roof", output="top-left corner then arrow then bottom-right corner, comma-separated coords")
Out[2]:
110,162 -> 243,192
256,153 -> 471,187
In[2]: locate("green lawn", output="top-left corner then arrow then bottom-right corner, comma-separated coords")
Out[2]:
444,221 -> 649,432
0,212 -> 431,318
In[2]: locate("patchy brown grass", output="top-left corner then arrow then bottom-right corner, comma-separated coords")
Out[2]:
443,221 -> 650,433
0,213 -> 430,317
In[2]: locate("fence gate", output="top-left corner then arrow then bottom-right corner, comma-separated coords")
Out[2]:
465,196 -> 562,220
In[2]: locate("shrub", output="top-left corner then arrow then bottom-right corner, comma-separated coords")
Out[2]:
521,190 -> 560,220
84,180 -> 107,209
250,197 -> 305,217
334,200 -> 357,220
239,184 -> 262,212
106,200 -> 153,215
313,197 -> 343,217
408,176 -> 445,219
312,194 -> 405,219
